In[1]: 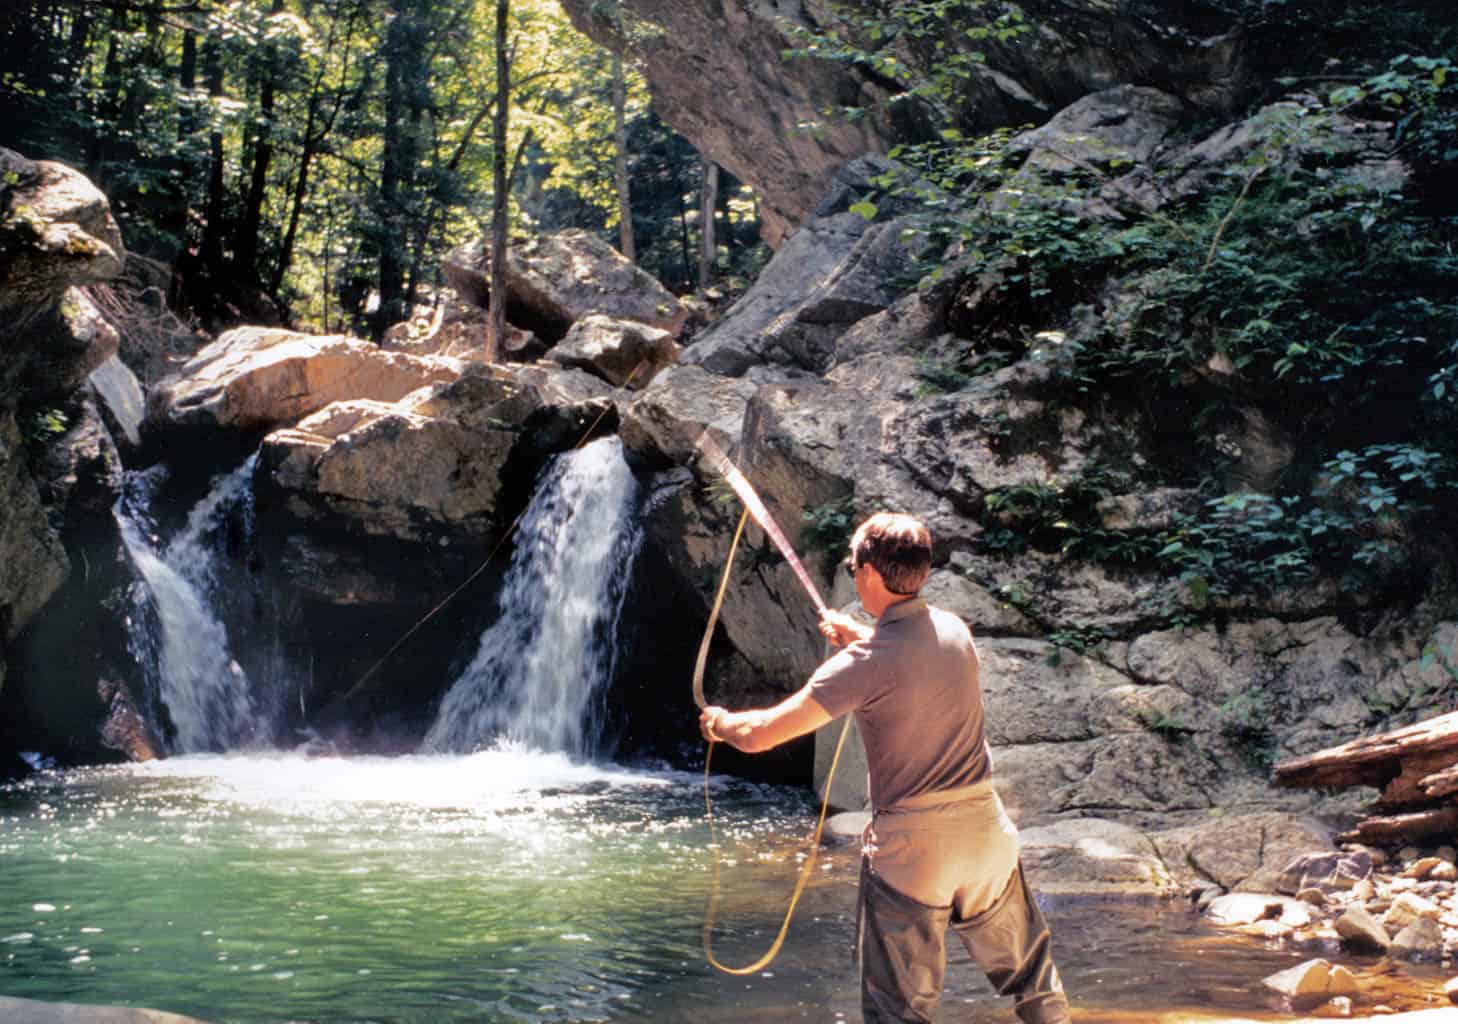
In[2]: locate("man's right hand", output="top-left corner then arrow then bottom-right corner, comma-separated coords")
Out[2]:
819,609 -> 870,647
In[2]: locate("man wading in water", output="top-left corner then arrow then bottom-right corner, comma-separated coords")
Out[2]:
699,512 -> 1072,1024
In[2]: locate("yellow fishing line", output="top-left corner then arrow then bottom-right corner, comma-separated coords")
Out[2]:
694,503 -> 851,975
701,718 -> 851,975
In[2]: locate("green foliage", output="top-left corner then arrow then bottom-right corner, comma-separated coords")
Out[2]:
1151,438 -> 1458,601
977,471 -> 1158,565
912,356 -> 977,396
782,1 -> 1028,124
1045,624 -> 1112,666
0,0 -> 745,334
802,497 -> 857,567
1364,640 -> 1458,722
21,407 -> 68,445
705,476 -> 739,510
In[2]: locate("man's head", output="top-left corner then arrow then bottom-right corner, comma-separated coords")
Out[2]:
848,512 -> 932,597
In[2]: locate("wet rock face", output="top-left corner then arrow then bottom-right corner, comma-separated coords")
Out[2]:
4,392 -> 138,766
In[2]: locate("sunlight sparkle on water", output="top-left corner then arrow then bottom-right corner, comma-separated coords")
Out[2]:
134,744 -> 670,813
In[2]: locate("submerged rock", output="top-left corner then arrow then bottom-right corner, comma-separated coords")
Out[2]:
0,995 -> 212,1023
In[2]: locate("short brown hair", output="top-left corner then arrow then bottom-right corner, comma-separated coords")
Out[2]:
850,512 -> 931,596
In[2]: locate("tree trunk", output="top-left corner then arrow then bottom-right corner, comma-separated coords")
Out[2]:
612,53 -> 635,263
486,0 -> 510,364
200,34 -> 228,272
377,0 -> 414,340
677,187 -> 692,291
177,24 -> 197,140
66,4 -> 94,80
698,158 -> 718,291
86,6 -> 126,174
273,1 -> 364,298
236,0 -> 286,281
273,90 -> 322,298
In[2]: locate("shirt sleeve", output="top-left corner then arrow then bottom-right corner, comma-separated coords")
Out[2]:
806,640 -> 882,720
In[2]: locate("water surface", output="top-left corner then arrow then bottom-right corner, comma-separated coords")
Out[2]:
0,754 -> 1446,1022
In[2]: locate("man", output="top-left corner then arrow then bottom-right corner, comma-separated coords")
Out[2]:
699,512 -> 1071,1024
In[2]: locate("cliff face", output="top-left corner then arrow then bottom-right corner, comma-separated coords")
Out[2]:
0,152 -> 123,649
0,148 -> 134,764
558,0 -> 1257,244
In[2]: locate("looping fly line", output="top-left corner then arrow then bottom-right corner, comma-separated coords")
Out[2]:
691,431 -> 852,976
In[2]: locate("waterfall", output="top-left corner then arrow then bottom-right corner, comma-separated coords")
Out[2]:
117,455 -> 265,753
422,436 -> 643,758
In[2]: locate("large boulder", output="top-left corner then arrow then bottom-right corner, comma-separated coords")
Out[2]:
681,158 -> 924,376
1150,812 -> 1335,893
146,327 -> 464,434
1019,817 -> 1176,896
256,360 -> 621,569
263,398 -> 516,539
620,363 -> 760,466
442,229 -> 687,342
0,149 -> 125,397
258,364 -> 614,544
262,378 -> 523,542
547,314 -> 679,389
0,150 -> 123,685
382,293 -> 544,363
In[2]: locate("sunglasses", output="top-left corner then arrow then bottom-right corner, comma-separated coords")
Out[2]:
843,559 -> 859,581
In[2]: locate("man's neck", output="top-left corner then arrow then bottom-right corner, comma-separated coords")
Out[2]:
865,590 -> 916,619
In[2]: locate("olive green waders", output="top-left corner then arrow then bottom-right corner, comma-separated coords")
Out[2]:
855,782 -> 1070,1023
858,861 -> 1070,1023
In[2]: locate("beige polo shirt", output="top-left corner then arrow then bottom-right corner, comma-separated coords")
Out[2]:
807,598 -> 992,811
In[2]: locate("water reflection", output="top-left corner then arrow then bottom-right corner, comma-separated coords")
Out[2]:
0,754 -> 1448,1023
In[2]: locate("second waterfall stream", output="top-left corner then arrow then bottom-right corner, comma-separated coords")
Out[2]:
422,436 -> 644,757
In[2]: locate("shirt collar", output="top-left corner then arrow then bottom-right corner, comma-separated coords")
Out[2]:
878,597 -> 927,627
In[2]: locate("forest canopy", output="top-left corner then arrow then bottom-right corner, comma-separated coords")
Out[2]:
0,0 -> 765,339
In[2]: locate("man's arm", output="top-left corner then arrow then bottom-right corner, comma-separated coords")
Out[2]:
699,686 -> 834,754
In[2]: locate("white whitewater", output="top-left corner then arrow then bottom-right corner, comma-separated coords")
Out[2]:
422,436 -> 642,757
116,456 -> 262,752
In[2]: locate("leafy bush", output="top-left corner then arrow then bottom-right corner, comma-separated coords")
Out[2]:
801,497 -> 857,569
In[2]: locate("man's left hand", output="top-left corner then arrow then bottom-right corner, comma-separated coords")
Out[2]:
700,705 -> 726,743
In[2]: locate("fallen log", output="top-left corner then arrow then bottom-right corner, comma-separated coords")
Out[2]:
1336,806 -> 1458,845
1272,710 -> 1458,806
1419,761 -> 1458,800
